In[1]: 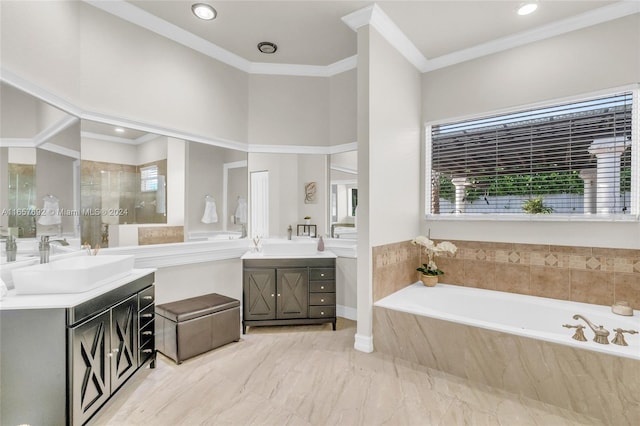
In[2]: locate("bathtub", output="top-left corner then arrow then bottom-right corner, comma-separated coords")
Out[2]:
373,283 -> 640,425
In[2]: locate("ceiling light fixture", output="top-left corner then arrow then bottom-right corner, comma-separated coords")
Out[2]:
517,2 -> 538,16
114,127 -> 125,133
191,3 -> 217,20
257,41 -> 278,54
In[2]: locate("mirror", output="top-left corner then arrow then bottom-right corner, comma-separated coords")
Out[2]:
248,153 -> 329,239
185,141 -> 248,241
330,150 -> 357,239
3,82 -> 249,250
1,82 -> 80,243
80,121 -> 170,246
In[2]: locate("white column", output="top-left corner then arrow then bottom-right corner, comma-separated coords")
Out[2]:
578,169 -> 596,214
588,137 -> 630,214
451,177 -> 469,213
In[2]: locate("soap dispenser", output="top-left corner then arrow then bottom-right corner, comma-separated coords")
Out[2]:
287,225 -> 292,240
317,235 -> 325,252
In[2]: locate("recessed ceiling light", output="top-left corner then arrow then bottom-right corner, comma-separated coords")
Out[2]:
517,2 -> 538,16
114,127 -> 125,133
257,41 -> 277,54
191,3 -> 217,20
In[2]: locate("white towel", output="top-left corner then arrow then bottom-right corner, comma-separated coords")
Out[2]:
235,197 -> 247,224
201,199 -> 218,224
38,198 -> 61,225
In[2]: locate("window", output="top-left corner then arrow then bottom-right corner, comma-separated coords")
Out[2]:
140,165 -> 158,192
427,91 -> 635,217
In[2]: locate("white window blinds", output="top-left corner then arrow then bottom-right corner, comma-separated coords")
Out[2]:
430,92 -> 633,215
140,165 -> 159,192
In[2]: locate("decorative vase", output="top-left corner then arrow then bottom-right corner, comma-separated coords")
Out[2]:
420,275 -> 438,287
317,235 -> 325,252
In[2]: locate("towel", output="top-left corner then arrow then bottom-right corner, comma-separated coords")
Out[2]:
235,197 -> 247,224
38,198 -> 61,225
0,278 -> 7,300
201,199 -> 218,224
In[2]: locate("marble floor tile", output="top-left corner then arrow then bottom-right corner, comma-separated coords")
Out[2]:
89,318 -> 600,426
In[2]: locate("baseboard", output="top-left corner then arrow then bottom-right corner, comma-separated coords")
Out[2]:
336,304 -> 357,321
354,333 -> 374,353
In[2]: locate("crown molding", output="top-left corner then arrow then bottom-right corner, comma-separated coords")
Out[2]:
0,138 -> 32,148
342,4 -> 428,72
33,115 -> 79,147
83,0 -> 355,78
248,141 -> 356,155
423,0 -> 640,72
39,142 -> 81,159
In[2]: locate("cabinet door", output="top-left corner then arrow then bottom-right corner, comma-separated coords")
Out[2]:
277,268 -> 309,319
70,310 -> 111,425
244,268 -> 276,320
111,294 -> 138,391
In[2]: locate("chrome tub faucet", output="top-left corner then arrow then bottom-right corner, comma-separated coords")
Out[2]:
572,314 -> 610,344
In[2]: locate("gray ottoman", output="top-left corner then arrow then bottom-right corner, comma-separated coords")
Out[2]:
155,293 -> 240,364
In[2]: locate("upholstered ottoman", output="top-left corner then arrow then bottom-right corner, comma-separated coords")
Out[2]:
155,293 -> 240,364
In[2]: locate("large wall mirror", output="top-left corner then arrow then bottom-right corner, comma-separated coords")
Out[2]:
0,82 -> 80,242
330,150 -> 357,239
2,81 -> 248,251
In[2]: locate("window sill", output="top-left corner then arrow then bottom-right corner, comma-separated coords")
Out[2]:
426,213 -> 638,222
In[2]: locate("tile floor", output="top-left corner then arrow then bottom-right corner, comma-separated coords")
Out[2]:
90,318 -> 601,426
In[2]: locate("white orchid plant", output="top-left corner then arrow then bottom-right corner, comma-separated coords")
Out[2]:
411,236 -> 457,276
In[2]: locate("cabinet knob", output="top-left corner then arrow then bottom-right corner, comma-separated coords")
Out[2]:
142,349 -> 153,354
320,273 -> 325,277
271,294 -> 275,297
142,313 -> 153,318
143,295 -> 153,300
320,311 -> 325,316
320,286 -> 324,290
277,293 -> 281,297
142,331 -> 153,336
320,299 -> 325,302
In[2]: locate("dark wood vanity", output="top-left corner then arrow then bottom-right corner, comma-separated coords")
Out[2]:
242,257 -> 336,333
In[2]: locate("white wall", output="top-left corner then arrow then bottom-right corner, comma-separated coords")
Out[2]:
355,25 -> 423,352
185,143 -> 226,234
422,15 -> 640,249
330,70 -> 357,146
166,138 -> 185,227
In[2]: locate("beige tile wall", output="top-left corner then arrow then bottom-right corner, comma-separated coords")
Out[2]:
373,239 -> 640,310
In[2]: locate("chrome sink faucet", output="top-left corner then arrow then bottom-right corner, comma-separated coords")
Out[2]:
39,235 -> 69,264
572,314 -> 610,344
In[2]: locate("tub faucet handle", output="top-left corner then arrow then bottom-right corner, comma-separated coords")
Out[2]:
562,324 -> 587,342
572,314 -> 610,344
611,328 -> 638,346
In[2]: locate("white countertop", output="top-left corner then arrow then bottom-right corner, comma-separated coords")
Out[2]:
0,268 -> 156,310
241,250 -> 337,260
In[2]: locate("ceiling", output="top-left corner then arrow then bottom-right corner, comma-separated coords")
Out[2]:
123,0 -> 620,68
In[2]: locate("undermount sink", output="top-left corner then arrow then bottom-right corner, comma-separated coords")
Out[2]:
11,255 -> 135,295
260,239 -> 318,256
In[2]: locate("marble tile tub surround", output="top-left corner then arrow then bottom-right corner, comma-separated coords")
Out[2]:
373,306 -> 639,426
373,239 -> 640,309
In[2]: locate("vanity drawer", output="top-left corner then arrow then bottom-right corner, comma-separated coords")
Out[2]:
309,306 -> 336,319
139,339 -> 155,366
139,304 -> 155,329
309,281 -> 335,293
138,286 -> 155,310
309,268 -> 335,281
309,293 -> 335,306
139,319 -> 155,347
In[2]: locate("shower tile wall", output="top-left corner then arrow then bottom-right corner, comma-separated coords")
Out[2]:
372,240 -> 640,309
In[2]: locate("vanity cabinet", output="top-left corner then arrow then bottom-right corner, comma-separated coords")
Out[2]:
242,258 -> 336,332
0,271 -> 155,426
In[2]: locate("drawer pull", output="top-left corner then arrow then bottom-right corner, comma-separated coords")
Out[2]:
142,349 -> 154,354
320,311 -> 325,316
142,295 -> 153,300
142,331 -> 153,336
141,313 -> 154,318
320,286 -> 324,290
320,273 -> 325,277
277,293 -> 281,297
271,294 -> 275,297
320,299 -> 325,302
